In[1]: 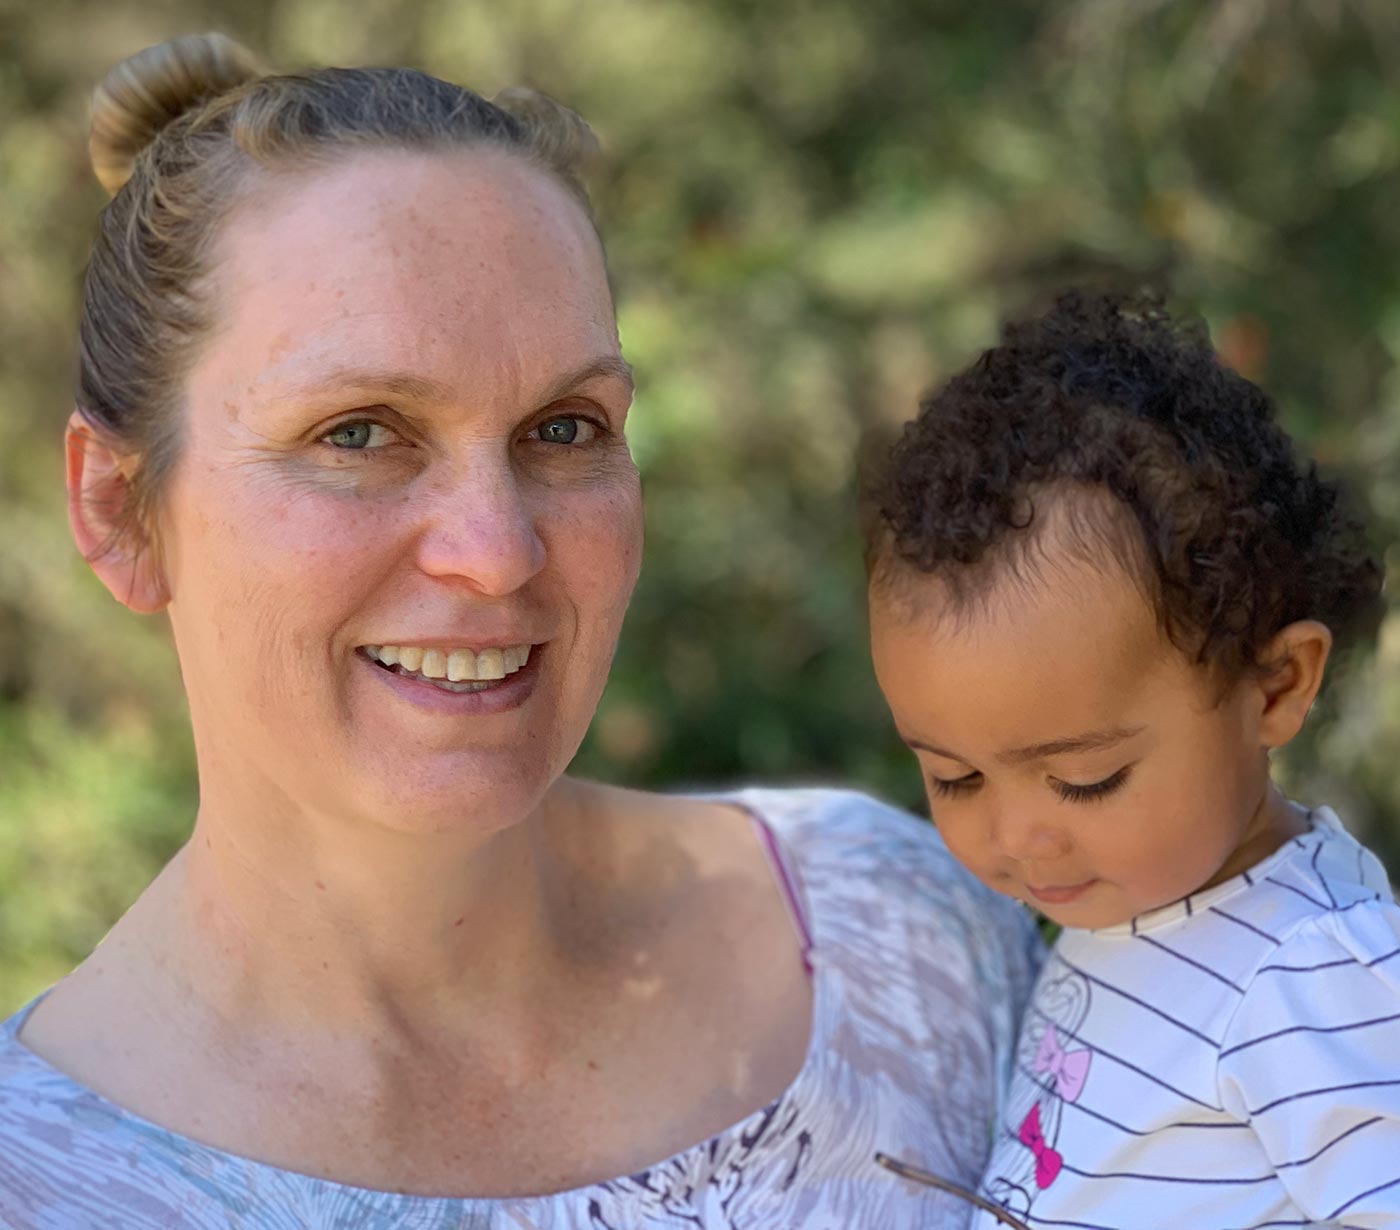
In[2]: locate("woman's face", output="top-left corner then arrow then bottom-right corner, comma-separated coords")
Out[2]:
156,147 -> 642,834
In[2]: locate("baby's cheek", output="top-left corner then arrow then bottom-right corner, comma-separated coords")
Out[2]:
929,811 -> 995,881
1125,823 -> 1224,910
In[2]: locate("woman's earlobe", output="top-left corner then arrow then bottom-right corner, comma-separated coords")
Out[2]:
65,411 -> 169,614
1256,620 -> 1333,749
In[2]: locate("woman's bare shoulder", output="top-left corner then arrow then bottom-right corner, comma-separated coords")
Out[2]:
554,778 -> 771,884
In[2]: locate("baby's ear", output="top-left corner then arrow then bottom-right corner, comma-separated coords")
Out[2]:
1255,620 -> 1333,749
66,411 -> 169,614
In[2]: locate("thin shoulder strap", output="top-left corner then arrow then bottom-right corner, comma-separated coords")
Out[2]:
747,809 -> 816,977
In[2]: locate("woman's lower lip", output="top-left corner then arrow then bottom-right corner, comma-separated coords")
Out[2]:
359,647 -> 541,715
1027,880 -> 1097,905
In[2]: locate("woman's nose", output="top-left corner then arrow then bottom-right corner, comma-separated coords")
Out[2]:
413,462 -> 547,597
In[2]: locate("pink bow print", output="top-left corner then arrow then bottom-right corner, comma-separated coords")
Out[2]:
1034,1025 -> 1091,1103
1018,1104 -> 1063,1189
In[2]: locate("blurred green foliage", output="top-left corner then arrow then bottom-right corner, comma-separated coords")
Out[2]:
2,0 -> 1398,1012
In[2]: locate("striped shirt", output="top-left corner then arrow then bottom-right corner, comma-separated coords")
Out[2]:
974,807 -> 1400,1230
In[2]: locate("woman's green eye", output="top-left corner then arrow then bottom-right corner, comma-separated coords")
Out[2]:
529,419 -> 596,447
536,417 -> 580,445
328,423 -> 367,449
325,421 -> 382,450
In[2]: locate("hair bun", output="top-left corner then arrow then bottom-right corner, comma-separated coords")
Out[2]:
89,32 -> 264,195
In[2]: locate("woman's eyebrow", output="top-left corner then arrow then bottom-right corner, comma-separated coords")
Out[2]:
266,356 -> 634,407
268,368 -> 450,404
535,356 -> 635,405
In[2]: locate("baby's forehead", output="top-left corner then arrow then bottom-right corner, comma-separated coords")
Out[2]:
869,539 -> 1192,743
925,561 -> 1158,664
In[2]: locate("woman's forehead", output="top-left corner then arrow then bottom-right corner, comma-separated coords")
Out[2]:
201,147 -> 615,395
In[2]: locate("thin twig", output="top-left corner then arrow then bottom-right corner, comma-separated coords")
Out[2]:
874,1153 -> 1033,1230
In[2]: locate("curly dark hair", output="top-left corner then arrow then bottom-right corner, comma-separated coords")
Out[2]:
867,290 -> 1384,680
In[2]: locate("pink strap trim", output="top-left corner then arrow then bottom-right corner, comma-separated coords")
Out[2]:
748,813 -> 816,978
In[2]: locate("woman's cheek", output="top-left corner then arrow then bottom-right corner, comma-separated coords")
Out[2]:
567,476 -> 644,602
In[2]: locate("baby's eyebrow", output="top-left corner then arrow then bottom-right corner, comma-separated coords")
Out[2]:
998,725 -> 1146,765
898,724 -> 1146,767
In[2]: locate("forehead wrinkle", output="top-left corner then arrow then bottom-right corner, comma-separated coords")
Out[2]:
267,366 -> 450,406
245,334 -> 628,411
279,356 -> 634,410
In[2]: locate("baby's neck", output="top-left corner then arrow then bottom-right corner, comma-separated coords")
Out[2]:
1196,784 -> 1311,897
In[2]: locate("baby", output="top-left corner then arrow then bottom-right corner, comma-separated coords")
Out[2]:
865,292 -> 1399,1229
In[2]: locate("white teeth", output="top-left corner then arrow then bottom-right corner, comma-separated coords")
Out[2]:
476,647 -> 506,680
366,642 -> 534,685
447,649 -> 477,681
439,679 -> 490,693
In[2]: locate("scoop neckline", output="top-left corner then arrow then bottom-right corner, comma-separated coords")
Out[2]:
2,788 -> 831,1208
1085,806 -> 1337,939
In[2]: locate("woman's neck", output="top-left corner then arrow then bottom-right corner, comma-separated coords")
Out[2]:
152,776 -> 604,1037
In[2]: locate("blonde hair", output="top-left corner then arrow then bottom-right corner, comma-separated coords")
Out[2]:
78,33 -> 601,539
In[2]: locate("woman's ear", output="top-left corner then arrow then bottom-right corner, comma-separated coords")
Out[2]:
66,411 -> 169,613
1255,620 -> 1333,750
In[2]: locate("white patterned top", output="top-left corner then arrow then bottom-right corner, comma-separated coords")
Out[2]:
0,788 -> 1042,1230
974,807 -> 1400,1230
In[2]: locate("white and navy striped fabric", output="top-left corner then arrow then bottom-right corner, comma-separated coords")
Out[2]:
974,808 -> 1400,1230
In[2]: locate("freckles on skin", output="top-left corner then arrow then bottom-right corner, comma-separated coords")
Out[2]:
164,456 -> 370,706
266,329 -> 297,367
542,471 -> 644,696
157,148 -> 640,837
207,158 -> 609,427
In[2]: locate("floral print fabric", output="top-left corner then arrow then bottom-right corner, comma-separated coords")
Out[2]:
0,788 -> 1041,1229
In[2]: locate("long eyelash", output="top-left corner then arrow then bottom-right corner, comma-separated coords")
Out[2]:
929,773 -> 981,798
1052,766 -> 1131,804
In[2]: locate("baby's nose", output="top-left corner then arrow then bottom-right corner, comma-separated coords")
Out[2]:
989,807 -> 1072,862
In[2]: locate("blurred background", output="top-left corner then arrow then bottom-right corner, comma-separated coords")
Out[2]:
2,0 -> 1398,1011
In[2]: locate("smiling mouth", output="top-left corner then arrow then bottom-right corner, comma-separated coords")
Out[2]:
360,643 -> 534,694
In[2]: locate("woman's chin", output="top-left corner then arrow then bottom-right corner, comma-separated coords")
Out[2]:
335,751 -> 562,839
